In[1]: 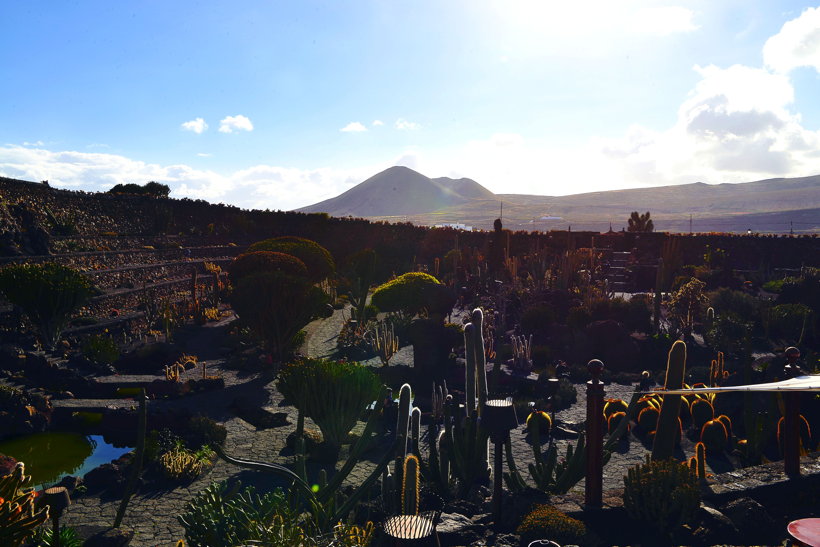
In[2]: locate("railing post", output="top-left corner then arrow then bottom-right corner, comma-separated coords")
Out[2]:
585,359 -> 604,508
783,347 -> 801,477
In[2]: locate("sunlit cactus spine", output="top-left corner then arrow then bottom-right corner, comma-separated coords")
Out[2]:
777,415 -> 813,453
401,454 -> 420,515
716,414 -> 733,439
695,441 -> 707,480
604,398 -> 629,420
410,407 -> 421,457
700,419 -> 728,453
464,323 -> 477,417
652,340 -> 687,461
510,333 -> 533,373
526,410 -> 552,435
608,411 -> 629,434
637,406 -> 660,434
690,398 -> 715,430
395,383 -> 412,459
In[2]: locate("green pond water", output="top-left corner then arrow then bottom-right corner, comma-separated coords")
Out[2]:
0,432 -> 132,489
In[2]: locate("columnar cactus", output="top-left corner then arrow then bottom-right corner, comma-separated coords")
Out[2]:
700,419 -> 728,453
651,341 -> 687,461
410,407 -> 421,456
695,441 -> 706,480
401,454 -> 420,515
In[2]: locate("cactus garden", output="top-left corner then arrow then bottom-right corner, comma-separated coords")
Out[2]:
0,177 -> 818,546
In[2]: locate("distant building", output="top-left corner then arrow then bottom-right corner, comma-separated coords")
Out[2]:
433,222 -> 473,231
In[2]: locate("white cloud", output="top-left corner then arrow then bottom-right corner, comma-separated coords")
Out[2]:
372,120 -> 384,127
197,153 -> 212,157
218,115 -> 253,134
340,122 -> 367,133
763,7 -> 820,73
628,6 -> 699,35
22,141 -> 44,147
395,118 -> 421,130
0,144 -> 381,211
181,118 -> 208,134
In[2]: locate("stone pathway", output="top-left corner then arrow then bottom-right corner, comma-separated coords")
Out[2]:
56,308 -> 695,545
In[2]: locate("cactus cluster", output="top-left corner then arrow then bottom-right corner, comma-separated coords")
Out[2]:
623,455 -> 700,535
0,463 -> 49,547
510,333 -> 533,373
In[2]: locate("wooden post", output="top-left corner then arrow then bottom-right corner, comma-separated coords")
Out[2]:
783,347 -> 801,477
585,359 -> 605,508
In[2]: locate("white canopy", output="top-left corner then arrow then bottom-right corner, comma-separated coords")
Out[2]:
644,375 -> 820,394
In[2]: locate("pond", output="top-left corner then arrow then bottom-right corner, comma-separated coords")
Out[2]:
0,432 -> 133,489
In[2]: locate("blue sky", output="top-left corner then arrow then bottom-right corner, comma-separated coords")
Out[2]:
2,1 -> 819,210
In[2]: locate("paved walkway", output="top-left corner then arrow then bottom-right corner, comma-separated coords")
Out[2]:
58,309 -> 656,545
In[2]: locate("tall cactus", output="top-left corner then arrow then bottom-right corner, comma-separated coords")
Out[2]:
410,407 -> 421,457
654,258 -> 663,334
396,384 -> 412,459
652,340 -> 687,461
464,323 -> 477,417
471,308 -> 488,417
401,454 -> 420,515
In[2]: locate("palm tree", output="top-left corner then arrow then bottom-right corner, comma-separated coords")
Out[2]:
628,211 -> 654,232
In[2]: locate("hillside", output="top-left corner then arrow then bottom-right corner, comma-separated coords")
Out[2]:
299,169 -> 820,233
296,166 -> 496,217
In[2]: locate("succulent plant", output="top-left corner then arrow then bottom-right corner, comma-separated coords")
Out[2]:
700,419 -> 728,453
652,340 -> 687,461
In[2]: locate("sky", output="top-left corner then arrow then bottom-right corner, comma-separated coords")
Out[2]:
2,1 -> 820,211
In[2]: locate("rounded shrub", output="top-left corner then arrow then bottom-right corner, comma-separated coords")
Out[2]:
229,251 -> 308,284
517,504 -> 587,546
371,272 -> 453,317
247,236 -> 335,282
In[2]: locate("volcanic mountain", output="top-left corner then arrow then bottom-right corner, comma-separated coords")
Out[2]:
296,166 -> 495,217
298,167 -> 820,233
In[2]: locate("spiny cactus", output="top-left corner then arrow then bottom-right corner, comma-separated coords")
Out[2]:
0,463 -> 50,547
608,411 -> 628,434
715,414 -> 733,439
396,384 -> 412,460
700,419 -> 728,453
431,381 -> 448,423
526,410 -> 552,434
370,320 -> 399,367
637,406 -> 660,433
510,333 -> 533,373
401,454 -> 420,515
777,414 -> 813,454
410,407 -> 421,457
652,340 -> 687,461
694,441 -> 706,480
603,398 -> 629,420
690,398 -> 715,430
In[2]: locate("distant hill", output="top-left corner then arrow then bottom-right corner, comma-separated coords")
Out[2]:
298,168 -> 820,233
296,166 -> 496,217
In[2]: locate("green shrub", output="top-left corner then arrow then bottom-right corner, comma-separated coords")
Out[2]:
623,456 -> 700,535
81,334 -> 120,364
247,236 -> 335,282
517,504 -> 586,545
0,263 -> 96,348
229,271 -> 330,363
277,358 -> 381,450
371,272 -> 453,318
229,251 -> 308,284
